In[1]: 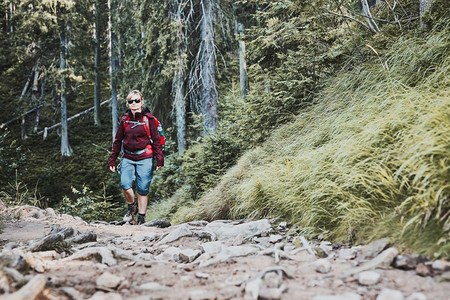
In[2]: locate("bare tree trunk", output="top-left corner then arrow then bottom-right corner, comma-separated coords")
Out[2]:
9,2 -> 14,33
19,65 -> 37,102
200,0 -> 218,134
361,0 -> 380,33
172,1 -> 190,155
235,21 -> 248,99
21,116 -> 27,139
420,0 -> 434,16
108,0 -> 118,142
59,20 -> 73,156
93,0 -> 102,126
32,61 -> 41,133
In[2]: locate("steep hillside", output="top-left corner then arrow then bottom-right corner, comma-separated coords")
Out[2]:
173,22 -> 450,258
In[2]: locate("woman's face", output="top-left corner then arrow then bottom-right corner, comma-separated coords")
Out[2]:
128,95 -> 143,111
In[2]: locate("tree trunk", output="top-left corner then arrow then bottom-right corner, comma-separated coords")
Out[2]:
361,0 -> 379,33
420,0 -> 434,16
200,0 -> 218,134
21,116 -> 27,139
172,1 -> 189,155
94,0 -> 102,126
59,20 -> 73,156
9,2 -> 14,33
32,61 -> 41,133
235,21 -> 248,99
108,0 -> 118,142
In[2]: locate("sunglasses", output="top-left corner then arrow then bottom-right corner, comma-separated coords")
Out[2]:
128,98 -> 141,104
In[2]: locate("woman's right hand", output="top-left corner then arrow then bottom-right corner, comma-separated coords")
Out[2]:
109,166 -> 115,173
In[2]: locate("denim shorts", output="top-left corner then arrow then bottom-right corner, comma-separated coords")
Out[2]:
120,158 -> 153,195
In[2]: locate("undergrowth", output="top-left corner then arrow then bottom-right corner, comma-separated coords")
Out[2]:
172,21 -> 450,258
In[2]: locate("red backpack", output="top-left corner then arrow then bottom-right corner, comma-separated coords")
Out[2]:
123,115 -> 165,151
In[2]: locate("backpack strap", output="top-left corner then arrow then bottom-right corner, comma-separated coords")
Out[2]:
143,116 -> 153,143
122,116 -> 130,131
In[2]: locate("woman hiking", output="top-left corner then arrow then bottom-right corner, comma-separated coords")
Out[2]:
108,90 -> 164,225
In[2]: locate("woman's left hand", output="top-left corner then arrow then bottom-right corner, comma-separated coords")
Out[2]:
156,166 -> 162,171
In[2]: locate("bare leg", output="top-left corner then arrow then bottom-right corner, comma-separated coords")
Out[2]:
137,193 -> 148,214
122,188 -> 135,204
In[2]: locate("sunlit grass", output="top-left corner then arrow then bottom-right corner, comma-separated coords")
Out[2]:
174,22 -> 450,257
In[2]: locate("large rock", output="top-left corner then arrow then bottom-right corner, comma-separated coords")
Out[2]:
96,272 -> 122,289
359,238 -> 389,259
155,246 -> 181,262
204,219 -> 272,240
156,225 -> 192,245
63,247 -> 117,266
349,248 -> 399,275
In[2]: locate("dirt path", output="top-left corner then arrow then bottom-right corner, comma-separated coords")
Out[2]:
0,204 -> 449,300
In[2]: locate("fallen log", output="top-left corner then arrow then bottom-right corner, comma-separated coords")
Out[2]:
0,105 -> 43,129
36,99 -> 111,139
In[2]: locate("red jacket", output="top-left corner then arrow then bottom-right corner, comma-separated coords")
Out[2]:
108,108 -> 164,168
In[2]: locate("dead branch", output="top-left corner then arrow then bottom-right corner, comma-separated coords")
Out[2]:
37,99 -> 111,138
0,105 -> 43,129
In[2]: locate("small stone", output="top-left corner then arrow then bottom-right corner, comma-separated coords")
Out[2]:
339,248 -> 358,260
264,271 -> 282,288
376,289 -> 404,300
179,249 -> 202,263
138,282 -> 168,291
406,292 -> 427,300
143,218 -> 171,228
315,258 -> 332,273
269,235 -> 283,243
440,271 -> 450,282
415,263 -> 432,277
258,286 -> 282,300
156,225 -> 192,245
278,222 -> 287,229
393,254 -> 428,270
195,272 -> 210,279
45,207 -> 57,218
96,272 -> 122,289
360,238 -> 390,259
155,246 -> 181,262
431,259 -> 450,272
358,271 -> 381,285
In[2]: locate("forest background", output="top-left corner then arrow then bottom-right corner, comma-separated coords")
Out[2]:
0,0 -> 449,258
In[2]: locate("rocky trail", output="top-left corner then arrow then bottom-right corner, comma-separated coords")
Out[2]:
0,202 -> 449,300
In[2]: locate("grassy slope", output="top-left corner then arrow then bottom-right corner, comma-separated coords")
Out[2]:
173,24 -> 450,258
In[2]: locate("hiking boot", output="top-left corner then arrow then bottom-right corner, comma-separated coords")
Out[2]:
123,203 -> 138,222
137,214 -> 146,225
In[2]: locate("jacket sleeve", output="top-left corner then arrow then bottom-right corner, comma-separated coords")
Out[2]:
108,118 -> 125,167
149,117 -> 164,167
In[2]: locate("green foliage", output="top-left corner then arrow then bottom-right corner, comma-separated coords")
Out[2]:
238,0 -> 346,145
56,185 -> 121,222
174,21 -> 450,257
182,129 -> 244,200
0,170 -> 46,208
0,132 -> 26,185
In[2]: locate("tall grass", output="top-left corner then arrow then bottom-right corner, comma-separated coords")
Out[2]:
174,23 -> 450,257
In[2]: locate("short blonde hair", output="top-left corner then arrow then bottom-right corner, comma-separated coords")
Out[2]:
126,90 -> 143,101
